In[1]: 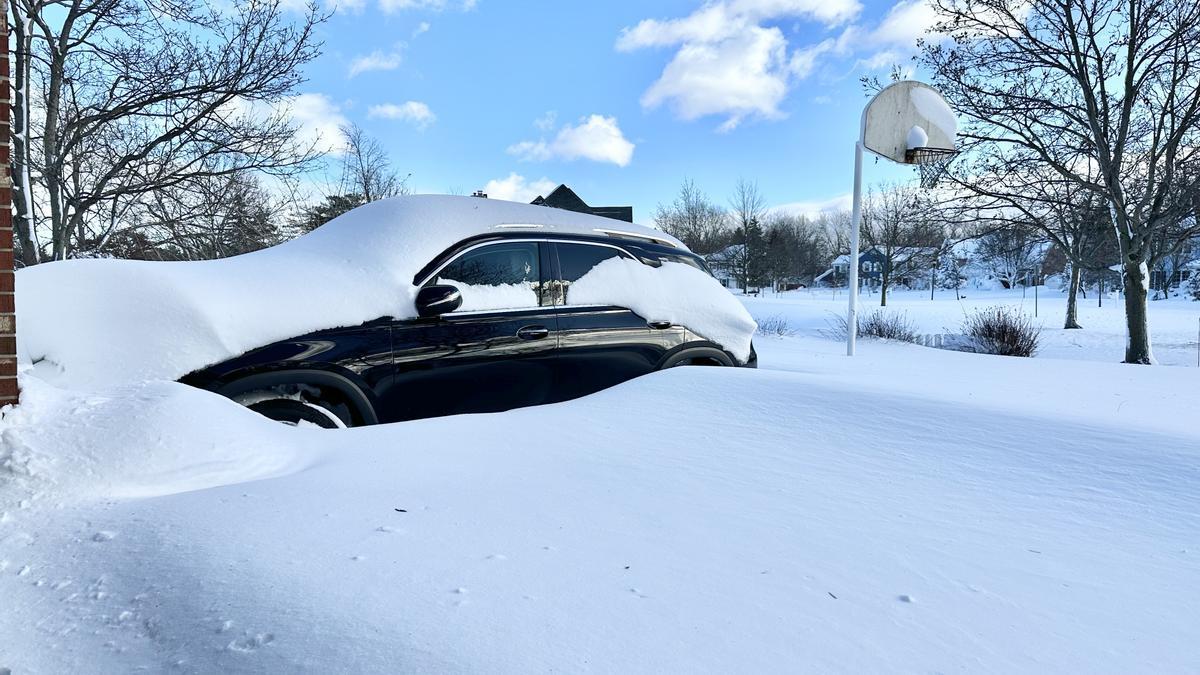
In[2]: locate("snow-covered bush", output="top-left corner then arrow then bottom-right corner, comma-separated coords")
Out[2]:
755,315 -> 794,336
961,307 -> 1040,357
824,309 -> 919,343
1187,268 -> 1200,301
860,310 -> 920,343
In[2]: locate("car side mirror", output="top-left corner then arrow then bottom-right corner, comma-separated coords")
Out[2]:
416,285 -> 462,318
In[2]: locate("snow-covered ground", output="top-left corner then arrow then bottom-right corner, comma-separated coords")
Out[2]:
4,315 -> 1199,671
744,286 -> 1200,367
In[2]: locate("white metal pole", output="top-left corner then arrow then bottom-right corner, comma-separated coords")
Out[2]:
847,141 -> 864,356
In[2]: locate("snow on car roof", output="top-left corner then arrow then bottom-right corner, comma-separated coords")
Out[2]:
16,195 -> 690,388
315,194 -> 683,249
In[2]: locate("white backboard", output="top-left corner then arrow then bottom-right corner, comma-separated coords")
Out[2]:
861,81 -> 957,164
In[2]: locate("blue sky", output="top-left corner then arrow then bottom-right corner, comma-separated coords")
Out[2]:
292,0 -> 935,222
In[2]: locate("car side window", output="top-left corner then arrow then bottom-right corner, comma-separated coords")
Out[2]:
434,242 -> 543,312
555,242 -> 634,306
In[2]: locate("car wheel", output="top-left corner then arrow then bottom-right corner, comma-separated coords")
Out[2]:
247,398 -> 347,429
667,356 -> 725,368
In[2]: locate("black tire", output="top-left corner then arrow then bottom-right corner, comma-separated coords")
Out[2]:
667,356 -> 724,367
247,398 -> 346,429
659,345 -> 735,370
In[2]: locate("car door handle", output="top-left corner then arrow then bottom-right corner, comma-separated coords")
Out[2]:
648,320 -> 672,330
516,325 -> 551,340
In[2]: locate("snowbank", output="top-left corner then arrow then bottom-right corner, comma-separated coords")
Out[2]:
1,374 -> 311,504
3,340 -> 1199,672
18,195 -> 694,389
570,258 -> 757,362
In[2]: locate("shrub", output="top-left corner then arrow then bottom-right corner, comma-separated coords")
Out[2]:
823,309 -> 920,344
961,306 -> 1040,357
755,315 -> 794,336
859,309 -> 920,343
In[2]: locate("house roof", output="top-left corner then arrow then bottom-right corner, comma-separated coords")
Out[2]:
531,184 -> 634,223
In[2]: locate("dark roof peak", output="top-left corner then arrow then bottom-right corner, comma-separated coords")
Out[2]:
529,184 -> 633,223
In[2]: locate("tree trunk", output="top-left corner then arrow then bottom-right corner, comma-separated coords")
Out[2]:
1122,260 -> 1154,364
880,268 -> 889,307
1064,264 -> 1083,329
10,5 -> 37,265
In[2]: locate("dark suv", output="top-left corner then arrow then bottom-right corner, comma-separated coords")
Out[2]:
181,231 -> 756,427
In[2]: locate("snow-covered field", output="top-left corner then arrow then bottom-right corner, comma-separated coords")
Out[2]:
4,302 -> 1199,671
744,286 -> 1200,367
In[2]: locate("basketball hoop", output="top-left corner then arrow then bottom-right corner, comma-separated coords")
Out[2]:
844,80 -> 958,356
906,146 -> 956,189
904,146 -> 956,164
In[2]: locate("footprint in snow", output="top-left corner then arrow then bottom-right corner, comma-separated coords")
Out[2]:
92,531 -> 117,542
897,594 -> 914,603
227,633 -> 275,653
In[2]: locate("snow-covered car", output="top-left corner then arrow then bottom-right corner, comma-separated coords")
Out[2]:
19,196 -> 758,427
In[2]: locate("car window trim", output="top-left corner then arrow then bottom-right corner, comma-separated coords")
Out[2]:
417,238 -> 636,287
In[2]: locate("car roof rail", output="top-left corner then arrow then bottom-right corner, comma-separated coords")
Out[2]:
591,228 -> 678,248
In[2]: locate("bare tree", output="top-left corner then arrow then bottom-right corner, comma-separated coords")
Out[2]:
921,0 -> 1200,363
861,183 -> 941,306
1036,190 -> 1115,328
974,223 -> 1045,290
12,0 -> 326,263
293,125 -> 409,232
724,179 -> 768,292
338,123 -> 409,203
117,172 -> 286,260
653,179 -> 729,255
762,213 -> 829,289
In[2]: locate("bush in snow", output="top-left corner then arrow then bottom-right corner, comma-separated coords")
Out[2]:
961,307 -> 1040,357
1187,270 -> 1200,301
860,310 -> 920,343
824,310 -> 919,344
755,315 -> 794,337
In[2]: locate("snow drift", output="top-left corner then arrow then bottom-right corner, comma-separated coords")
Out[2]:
571,258 -> 756,361
1,374 -> 311,503
16,195 -> 752,388
3,340 -> 1200,672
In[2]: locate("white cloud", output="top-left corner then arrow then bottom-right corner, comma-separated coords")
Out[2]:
413,21 -> 431,36
828,0 -> 942,72
534,111 -> 557,131
282,94 -> 350,155
617,0 -> 861,131
643,25 -> 791,132
769,193 -> 853,218
331,0 -> 366,12
379,0 -> 476,13
483,173 -> 557,203
617,0 -> 952,129
508,114 -> 635,167
869,0 -> 937,49
348,49 -> 403,77
367,101 -> 437,130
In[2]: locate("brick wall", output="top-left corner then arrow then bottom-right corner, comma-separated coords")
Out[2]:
0,11 -> 17,406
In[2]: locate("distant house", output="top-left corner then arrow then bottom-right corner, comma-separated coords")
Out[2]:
530,184 -> 634,223
705,244 -> 743,290
814,248 -> 889,287
814,246 -> 936,289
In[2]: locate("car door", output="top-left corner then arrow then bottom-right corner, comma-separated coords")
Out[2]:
548,241 -> 681,402
378,241 -> 559,422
